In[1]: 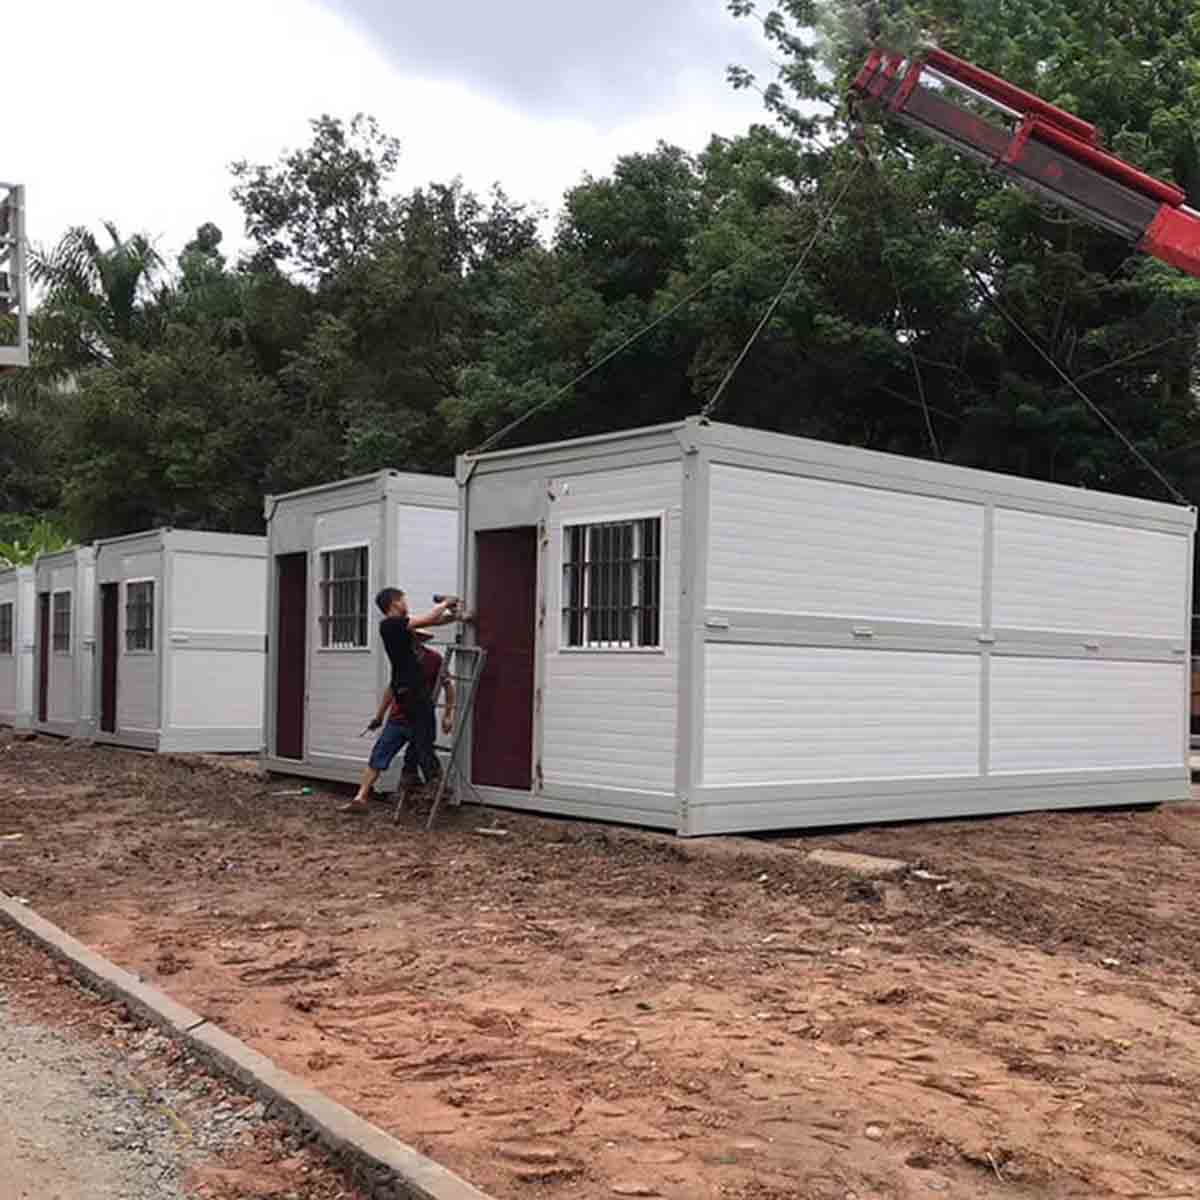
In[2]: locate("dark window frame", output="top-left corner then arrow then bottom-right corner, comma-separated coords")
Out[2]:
0,602 -> 13,655
125,580 -> 155,652
51,591 -> 72,654
319,546 -> 370,649
562,516 -> 663,650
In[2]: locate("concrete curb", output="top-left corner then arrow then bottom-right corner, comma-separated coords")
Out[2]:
0,896 -> 493,1200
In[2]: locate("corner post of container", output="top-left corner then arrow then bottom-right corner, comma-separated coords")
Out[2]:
674,419 -> 712,835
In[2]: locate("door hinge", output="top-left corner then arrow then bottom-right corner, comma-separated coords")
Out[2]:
535,686 -> 543,714
534,759 -> 544,791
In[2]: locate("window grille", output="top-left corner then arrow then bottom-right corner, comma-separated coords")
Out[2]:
125,581 -> 155,651
0,603 -> 12,655
320,547 -> 369,648
562,517 -> 662,649
52,591 -> 71,653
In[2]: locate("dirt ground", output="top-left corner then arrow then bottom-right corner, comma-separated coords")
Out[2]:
2,733 -> 1200,1200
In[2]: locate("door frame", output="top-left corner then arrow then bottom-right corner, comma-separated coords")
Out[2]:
99,582 -> 119,734
36,590 -> 49,724
274,552 -> 308,760
471,526 -> 539,791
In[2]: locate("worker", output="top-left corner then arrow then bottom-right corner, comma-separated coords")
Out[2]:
338,589 -> 458,815
400,629 -> 456,789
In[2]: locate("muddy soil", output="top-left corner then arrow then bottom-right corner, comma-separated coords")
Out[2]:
2,732 -> 1199,1199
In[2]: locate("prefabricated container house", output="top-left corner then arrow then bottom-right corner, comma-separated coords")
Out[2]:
457,418 -> 1195,836
261,471 -> 459,785
91,529 -> 267,752
32,546 -> 95,738
0,565 -> 36,729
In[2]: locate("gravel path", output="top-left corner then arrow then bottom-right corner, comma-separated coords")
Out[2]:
0,999 -> 262,1200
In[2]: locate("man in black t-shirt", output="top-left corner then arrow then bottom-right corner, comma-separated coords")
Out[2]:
339,588 -> 458,814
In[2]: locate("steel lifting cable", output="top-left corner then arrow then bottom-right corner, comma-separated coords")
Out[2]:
964,264 -> 1191,507
888,257 -> 942,459
861,112 -> 1187,503
700,160 -> 863,420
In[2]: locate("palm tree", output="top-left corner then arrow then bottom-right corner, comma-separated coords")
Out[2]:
30,221 -> 164,370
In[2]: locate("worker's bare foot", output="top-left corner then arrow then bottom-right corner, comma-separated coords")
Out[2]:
336,799 -> 370,814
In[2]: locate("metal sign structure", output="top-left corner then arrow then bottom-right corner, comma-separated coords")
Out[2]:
0,182 -> 29,368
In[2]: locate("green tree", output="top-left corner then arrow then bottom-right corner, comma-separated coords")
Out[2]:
449,144 -> 708,448
30,221 -> 165,372
231,114 -> 402,283
60,329 -> 285,540
0,518 -> 71,567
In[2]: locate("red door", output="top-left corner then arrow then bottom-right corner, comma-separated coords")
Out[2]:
99,584 -> 119,733
36,592 -> 49,724
472,528 -> 537,789
274,554 -> 307,759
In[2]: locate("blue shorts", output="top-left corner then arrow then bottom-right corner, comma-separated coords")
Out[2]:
368,718 -> 412,771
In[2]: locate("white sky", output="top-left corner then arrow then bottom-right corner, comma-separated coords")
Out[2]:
8,0 -> 776,264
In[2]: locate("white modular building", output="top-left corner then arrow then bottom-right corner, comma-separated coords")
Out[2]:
261,472 -> 459,785
32,546 -> 95,738
456,418 -> 1195,835
91,529 -> 267,752
0,565 -> 36,729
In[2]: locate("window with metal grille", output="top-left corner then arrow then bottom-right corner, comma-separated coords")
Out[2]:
52,591 -> 71,653
319,546 -> 369,649
125,580 -> 154,652
0,603 -> 12,655
562,517 -> 662,649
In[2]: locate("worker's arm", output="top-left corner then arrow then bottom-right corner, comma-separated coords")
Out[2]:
409,599 -> 459,630
441,675 -> 457,735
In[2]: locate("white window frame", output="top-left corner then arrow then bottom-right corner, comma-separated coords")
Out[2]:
123,577 -> 156,655
559,510 -> 666,653
51,590 -> 72,655
0,601 -> 13,656
316,542 -> 371,652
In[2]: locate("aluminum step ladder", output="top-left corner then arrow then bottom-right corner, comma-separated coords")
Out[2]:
393,643 -> 488,829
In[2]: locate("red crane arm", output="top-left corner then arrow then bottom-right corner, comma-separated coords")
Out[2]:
850,47 -> 1200,277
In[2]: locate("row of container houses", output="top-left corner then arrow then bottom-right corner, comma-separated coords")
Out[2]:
2,419 -> 1196,834
0,531 -> 267,751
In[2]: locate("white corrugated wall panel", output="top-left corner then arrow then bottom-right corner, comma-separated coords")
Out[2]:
314,504 -> 379,552
992,508 -> 1189,638
171,650 -> 264,729
702,644 -> 980,786
308,652 -> 377,762
303,502 -> 384,767
0,656 -> 16,721
46,563 -> 84,725
393,505 -> 459,643
542,464 -> 682,799
707,464 -> 985,624
171,552 -> 266,634
991,657 -> 1184,772
542,659 -> 679,792
118,655 -> 159,733
78,556 -> 95,725
18,572 -> 34,721
111,553 -> 162,733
